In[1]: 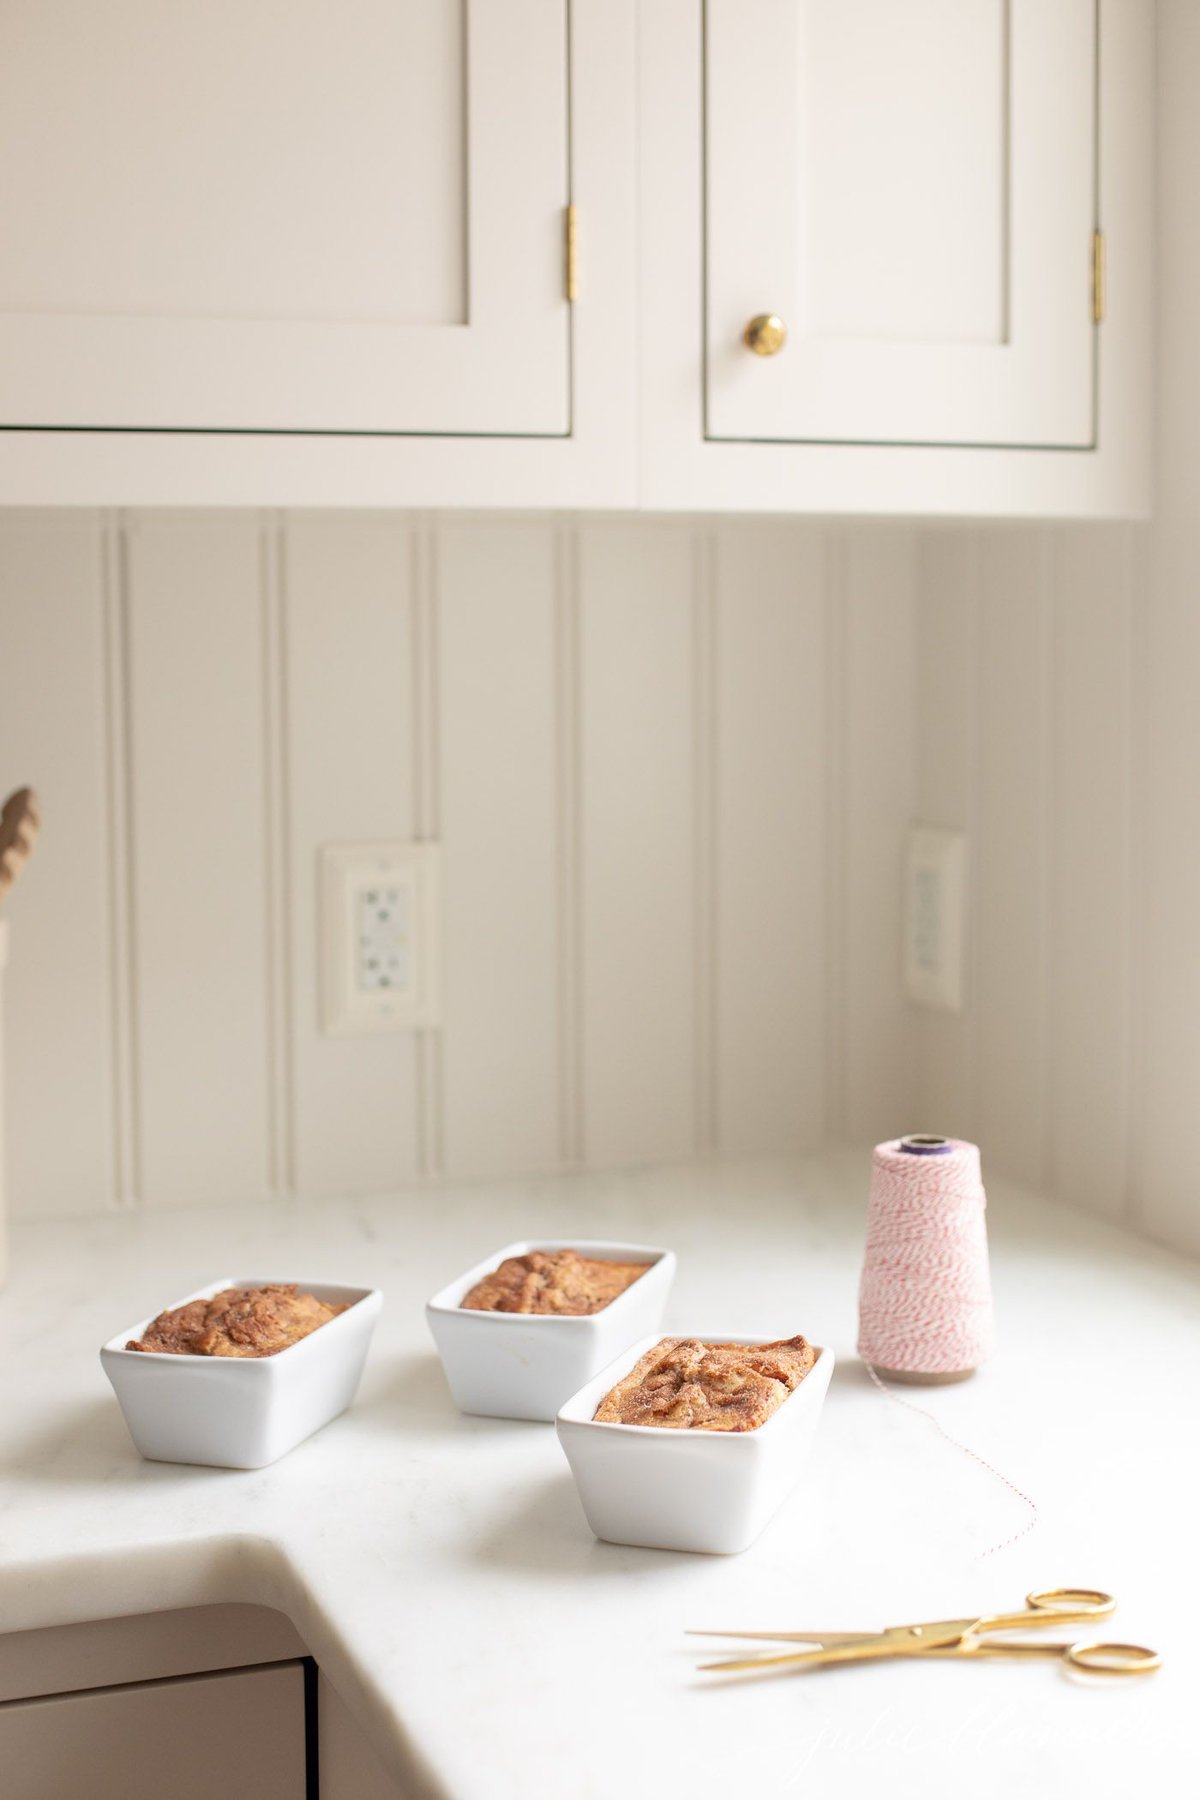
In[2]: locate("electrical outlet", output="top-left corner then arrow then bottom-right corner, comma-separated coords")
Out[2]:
903,826 -> 967,1012
357,884 -> 410,992
321,842 -> 440,1034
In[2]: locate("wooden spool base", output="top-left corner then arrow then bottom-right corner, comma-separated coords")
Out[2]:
873,1365 -> 975,1386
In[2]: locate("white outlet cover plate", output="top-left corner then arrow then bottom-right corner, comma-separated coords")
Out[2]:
321,841 -> 441,1034
903,825 -> 967,1013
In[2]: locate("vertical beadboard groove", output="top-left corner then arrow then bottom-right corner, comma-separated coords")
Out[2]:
275,518 -> 299,1197
692,527 -> 719,1156
426,520 -> 446,1179
101,510 -> 137,1209
1118,522 -> 1137,1230
414,515 -> 444,1180
260,510 -> 293,1196
1045,529 -> 1063,1204
411,521 -> 431,1181
115,512 -> 145,1207
1125,523 -> 1148,1235
554,519 -> 584,1167
1034,527 -> 1056,1195
963,532 -> 983,1139
822,527 -> 848,1145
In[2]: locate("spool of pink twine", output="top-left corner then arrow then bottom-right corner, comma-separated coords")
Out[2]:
857,1135 -> 995,1381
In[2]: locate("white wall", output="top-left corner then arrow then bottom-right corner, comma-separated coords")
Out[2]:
912,2 -> 1200,1261
0,510 -> 917,1218
911,521 -> 1142,1226
1133,0 -> 1200,1259
3,494 -> 1198,1259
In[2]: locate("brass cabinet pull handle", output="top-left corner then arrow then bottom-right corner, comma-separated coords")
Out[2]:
743,314 -> 787,356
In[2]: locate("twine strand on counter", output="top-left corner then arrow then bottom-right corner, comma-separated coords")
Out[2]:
862,1358 -> 1039,1559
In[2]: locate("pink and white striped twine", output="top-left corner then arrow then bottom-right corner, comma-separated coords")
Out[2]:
857,1137 -> 996,1377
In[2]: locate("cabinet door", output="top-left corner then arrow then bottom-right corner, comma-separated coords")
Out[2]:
0,1662 -> 306,1800
705,0 -> 1097,448
0,1 -> 568,434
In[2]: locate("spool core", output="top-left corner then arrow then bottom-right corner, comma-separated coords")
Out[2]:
899,1134 -> 953,1155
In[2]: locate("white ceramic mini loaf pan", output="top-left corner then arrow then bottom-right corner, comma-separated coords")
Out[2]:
101,1276 -> 382,1469
556,1333 -> 834,1554
426,1239 -> 676,1422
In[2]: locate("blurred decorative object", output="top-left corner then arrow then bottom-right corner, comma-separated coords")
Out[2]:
0,786 -> 38,1290
0,787 -> 40,903
0,914 -> 8,1289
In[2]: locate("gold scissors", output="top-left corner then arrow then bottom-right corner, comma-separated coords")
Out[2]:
690,1587 -> 1160,1678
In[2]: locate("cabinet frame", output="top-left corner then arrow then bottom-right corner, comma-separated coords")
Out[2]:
638,0 -> 1152,517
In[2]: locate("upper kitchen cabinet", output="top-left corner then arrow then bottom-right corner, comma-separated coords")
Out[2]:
640,0 -> 1153,517
0,0 -> 1151,515
0,1 -> 637,506
2,1 -> 569,435
708,1 -> 1095,449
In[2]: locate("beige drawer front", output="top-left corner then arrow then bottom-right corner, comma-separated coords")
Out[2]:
0,1660 -> 306,1800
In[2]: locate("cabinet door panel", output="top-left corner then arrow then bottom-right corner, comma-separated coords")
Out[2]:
0,1662 -> 306,1800
0,1 -> 568,433
706,0 -> 1096,447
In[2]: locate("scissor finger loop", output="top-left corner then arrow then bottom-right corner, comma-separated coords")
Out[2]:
1025,1587 -> 1116,1618
1065,1640 -> 1162,1676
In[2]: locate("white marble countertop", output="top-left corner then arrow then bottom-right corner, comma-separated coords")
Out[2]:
1,1153 -> 1196,1800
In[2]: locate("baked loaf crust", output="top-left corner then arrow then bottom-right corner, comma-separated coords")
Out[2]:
461,1249 -> 648,1315
593,1335 -> 816,1431
127,1284 -> 345,1357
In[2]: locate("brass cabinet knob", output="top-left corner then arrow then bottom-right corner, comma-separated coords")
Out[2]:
743,314 -> 787,356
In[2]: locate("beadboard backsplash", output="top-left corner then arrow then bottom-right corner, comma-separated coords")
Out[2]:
0,510 -> 918,1218
6,505 -> 1199,1262
911,7 -> 1200,1263
912,522 -> 1144,1233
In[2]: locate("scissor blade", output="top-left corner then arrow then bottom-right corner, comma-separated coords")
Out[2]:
687,1629 -> 882,1647
698,1620 -> 972,1675
699,1634 -> 910,1674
